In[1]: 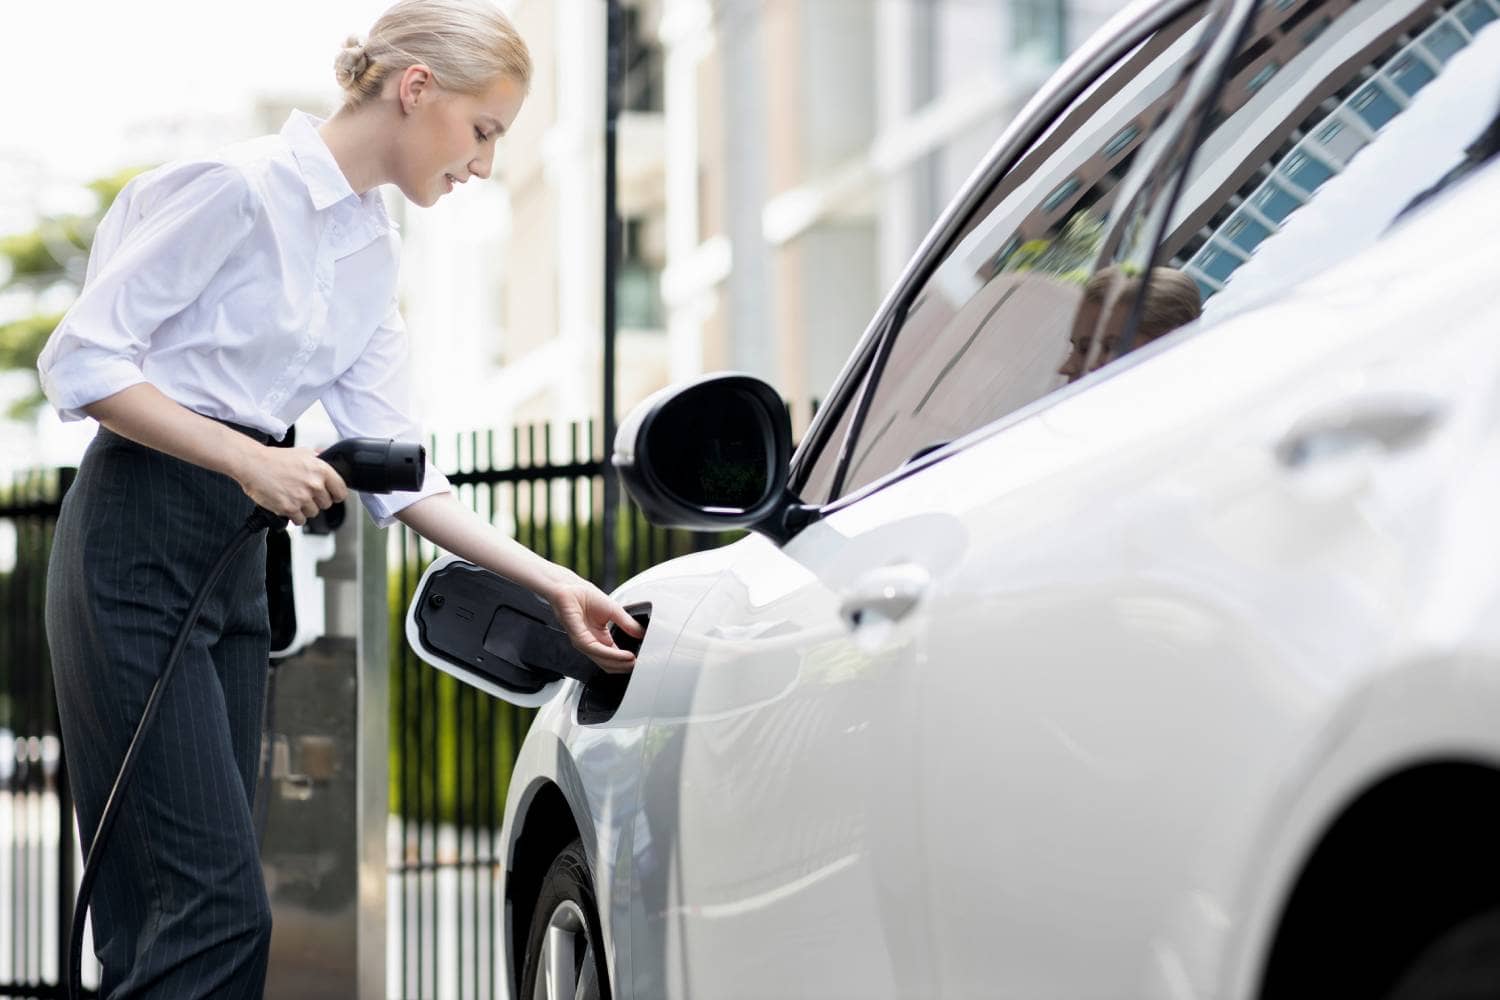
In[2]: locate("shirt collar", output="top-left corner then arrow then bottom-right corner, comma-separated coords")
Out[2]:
282,110 -> 355,211
280,110 -> 400,232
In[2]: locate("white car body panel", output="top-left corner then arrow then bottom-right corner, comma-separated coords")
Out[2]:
488,156 -> 1500,999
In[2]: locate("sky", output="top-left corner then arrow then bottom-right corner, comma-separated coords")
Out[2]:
2,0 -> 394,185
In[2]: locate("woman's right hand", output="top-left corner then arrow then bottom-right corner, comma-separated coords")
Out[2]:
236,446 -> 349,525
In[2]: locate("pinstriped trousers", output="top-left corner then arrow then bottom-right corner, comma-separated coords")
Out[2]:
46,425 -> 272,999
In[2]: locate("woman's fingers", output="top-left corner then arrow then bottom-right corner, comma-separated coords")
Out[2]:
241,445 -> 349,522
562,620 -> 635,672
317,456 -> 349,502
585,640 -> 636,673
611,603 -> 645,637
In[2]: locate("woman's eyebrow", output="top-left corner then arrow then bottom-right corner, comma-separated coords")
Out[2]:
481,114 -> 508,136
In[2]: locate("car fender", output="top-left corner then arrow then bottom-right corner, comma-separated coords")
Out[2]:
499,541 -> 743,999
1216,650 -> 1500,998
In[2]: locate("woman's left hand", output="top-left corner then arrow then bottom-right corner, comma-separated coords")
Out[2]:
549,575 -> 645,673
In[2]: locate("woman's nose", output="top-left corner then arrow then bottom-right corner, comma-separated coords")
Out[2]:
470,145 -> 495,181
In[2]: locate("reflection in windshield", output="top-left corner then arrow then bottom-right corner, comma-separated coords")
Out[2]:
1163,0 -> 1500,317
1068,0 -> 1500,377
829,5 -> 1211,499
1060,266 -> 1202,379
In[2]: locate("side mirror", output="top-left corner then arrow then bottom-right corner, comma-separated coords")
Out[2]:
612,372 -> 818,543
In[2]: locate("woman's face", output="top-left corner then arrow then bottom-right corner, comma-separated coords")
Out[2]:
390,66 -> 526,207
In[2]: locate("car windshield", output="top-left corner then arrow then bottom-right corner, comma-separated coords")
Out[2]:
805,1 -> 1214,502
1164,0 -> 1500,323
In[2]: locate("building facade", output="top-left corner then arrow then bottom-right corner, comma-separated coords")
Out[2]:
471,0 -> 1127,446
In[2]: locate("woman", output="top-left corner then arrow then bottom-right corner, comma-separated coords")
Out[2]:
37,2 -> 641,996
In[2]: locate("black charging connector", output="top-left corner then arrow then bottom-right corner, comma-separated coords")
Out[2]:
412,561 -> 602,692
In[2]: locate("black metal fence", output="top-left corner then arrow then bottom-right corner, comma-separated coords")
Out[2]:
0,466 -> 86,999
388,418 -> 738,1000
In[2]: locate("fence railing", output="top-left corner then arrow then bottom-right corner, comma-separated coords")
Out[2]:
0,466 -> 87,999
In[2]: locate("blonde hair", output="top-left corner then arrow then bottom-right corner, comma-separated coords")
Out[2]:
334,0 -> 533,111
1084,266 -> 1201,343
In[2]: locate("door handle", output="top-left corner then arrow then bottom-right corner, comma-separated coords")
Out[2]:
1276,395 -> 1445,469
839,564 -> 932,629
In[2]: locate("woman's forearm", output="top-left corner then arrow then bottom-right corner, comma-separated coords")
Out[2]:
394,491 -> 573,599
83,383 -> 263,485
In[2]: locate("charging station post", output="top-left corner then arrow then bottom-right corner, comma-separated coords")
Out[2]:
258,501 -> 388,1000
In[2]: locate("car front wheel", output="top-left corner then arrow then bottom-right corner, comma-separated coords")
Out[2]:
520,839 -> 611,1000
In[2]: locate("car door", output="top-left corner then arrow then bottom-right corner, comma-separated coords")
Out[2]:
621,3 -> 1224,996
625,496 -> 957,999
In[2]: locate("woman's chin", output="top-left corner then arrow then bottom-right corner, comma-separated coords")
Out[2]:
398,182 -> 441,208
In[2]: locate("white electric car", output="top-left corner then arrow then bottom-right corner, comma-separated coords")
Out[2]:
409,0 -> 1500,995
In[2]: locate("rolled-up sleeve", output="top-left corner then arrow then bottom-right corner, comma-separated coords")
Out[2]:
37,162 -> 258,421
321,296 -> 452,528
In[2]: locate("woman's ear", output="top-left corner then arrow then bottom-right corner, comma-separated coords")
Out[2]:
398,64 -> 435,115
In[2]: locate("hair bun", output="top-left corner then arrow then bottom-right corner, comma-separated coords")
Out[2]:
335,34 -> 372,89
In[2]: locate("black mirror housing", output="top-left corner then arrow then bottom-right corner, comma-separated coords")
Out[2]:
613,372 -> 815,543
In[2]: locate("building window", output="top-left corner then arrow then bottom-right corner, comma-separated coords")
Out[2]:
1458,0 -> 1498,34
1386,56 -> 1436,97
1103,123 -> 1141,159
617,216 -> 664,329
1223,214 -> 1270,254
1419,21 -> 1469,64
622,4 -> 664,113
1193,243 -> 1242,283
1012,0 -> 1068,64
1042,176 -> 1081,214
1351,82 -> 1401,130
1247,61 -> 1281,94
1252,179 -> 1304,222
1281,150 -> 1334,193
1302,16 -> 1332,45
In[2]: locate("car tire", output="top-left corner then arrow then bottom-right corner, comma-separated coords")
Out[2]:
1382,907 -> 1500,1000
519,839 -> 611,1000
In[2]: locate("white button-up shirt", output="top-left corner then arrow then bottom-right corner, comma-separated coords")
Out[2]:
37,109 -> 451,528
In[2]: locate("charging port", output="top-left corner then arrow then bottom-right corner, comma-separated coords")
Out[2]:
577,604 -> 651,725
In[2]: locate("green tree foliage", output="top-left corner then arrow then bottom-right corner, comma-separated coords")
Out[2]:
0,311 -> 62,368
1003,209 -> 1107,283
0,312 -> 60,418
0,165 -> 148,417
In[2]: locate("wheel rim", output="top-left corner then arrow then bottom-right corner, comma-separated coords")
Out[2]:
533,899 -> 600,1000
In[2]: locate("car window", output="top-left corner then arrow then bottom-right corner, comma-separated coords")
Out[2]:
1075,0 -> 1500,372
803,1 -> 1213,503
